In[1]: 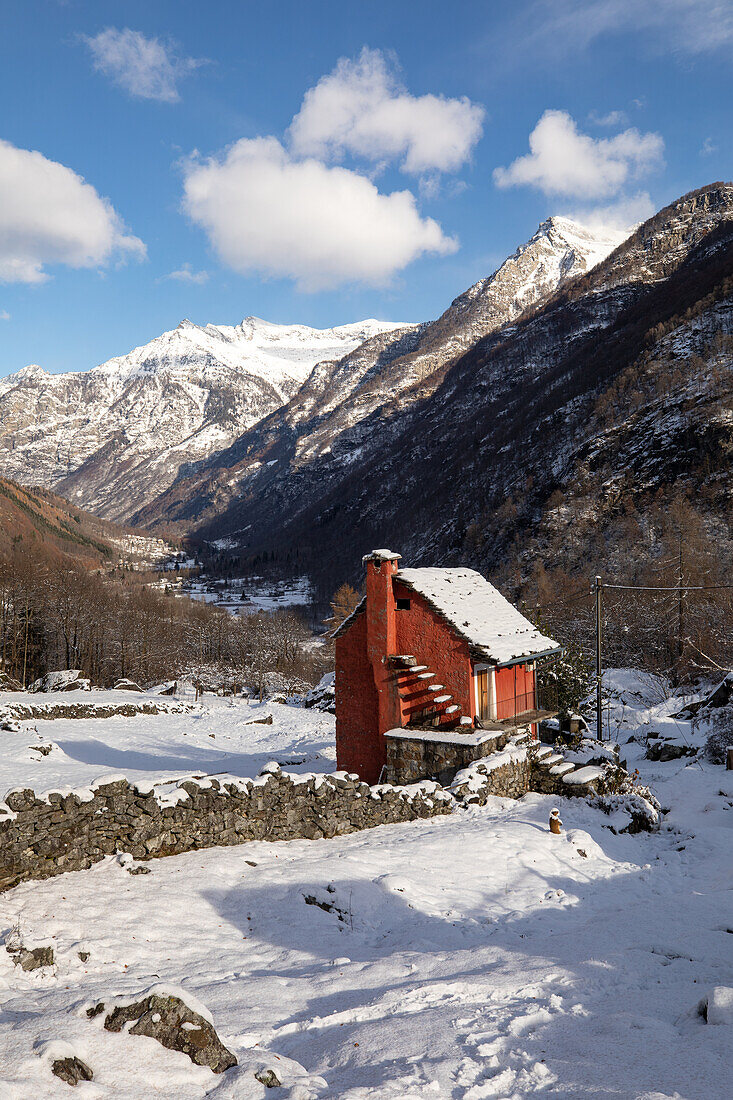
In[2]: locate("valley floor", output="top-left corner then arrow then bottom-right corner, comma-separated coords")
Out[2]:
0,676 -> 732,1098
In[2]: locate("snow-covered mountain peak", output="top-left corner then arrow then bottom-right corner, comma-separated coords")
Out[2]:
450,216 -> 629,324
0,313 -> 408,522
532,215 -> 629,266
6,363 -> 48,384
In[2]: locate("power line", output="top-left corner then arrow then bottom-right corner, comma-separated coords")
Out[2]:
601,583 -> 733,593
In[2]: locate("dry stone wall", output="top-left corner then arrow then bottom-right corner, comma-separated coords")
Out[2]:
0,768 -> 453,892
384,728 -> 517,786
0,699 -> 189,722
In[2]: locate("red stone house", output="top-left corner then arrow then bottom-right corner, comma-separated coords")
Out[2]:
334,549 -> 561,784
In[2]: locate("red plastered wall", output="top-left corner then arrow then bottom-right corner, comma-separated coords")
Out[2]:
335,612 -> 384,782
393,582 -> 473,723
495,663 -> 535,720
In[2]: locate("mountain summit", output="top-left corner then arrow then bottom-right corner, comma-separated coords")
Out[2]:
133,215 -> 628,536
0,218 -> 623,528
0,316 -> 409,522
131,183 -> 733,607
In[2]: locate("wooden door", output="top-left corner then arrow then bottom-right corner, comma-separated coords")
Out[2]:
477,670 -> 490,721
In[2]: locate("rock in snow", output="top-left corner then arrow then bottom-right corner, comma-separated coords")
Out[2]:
30,670 -> 91,694
52,1056 -> 94,1087
100,988 -> 237,1074
700,987 -> 733,1025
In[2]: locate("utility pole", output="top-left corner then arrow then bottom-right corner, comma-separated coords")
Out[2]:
594,575 -> 603,741
677,534 -> 684,670
22,594 -> 30,690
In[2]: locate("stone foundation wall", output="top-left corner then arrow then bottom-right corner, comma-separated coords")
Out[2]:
384,728 -> 517,786
0,769 -> 453,893
452,755 -> 532,801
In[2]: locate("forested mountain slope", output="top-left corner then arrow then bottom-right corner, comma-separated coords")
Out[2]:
134,217 -> 625,534
0,477 -> 170,567
139,185 -> 733,612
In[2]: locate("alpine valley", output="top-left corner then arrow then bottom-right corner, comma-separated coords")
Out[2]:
3,182 -> 733,606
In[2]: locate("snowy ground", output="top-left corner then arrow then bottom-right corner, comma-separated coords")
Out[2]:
1,672 -> 732,1098
0,692 -> 335,796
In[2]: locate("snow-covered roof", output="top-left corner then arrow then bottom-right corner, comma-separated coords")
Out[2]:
331,596 -> 366,639
362,549 -> 401,564
395,567 -> 560,665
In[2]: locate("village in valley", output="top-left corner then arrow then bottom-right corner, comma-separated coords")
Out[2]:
1,3 -> 733,1098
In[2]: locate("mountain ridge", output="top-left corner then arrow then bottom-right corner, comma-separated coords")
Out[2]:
141,182 -> 733,606
0,315 -> 408,522
133,214 -> 627,533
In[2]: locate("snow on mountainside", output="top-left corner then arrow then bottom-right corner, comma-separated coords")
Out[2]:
0,316 -> 407,522
404,215 -> 628,377
139,183 -> 733,607
135,216 -> 628,534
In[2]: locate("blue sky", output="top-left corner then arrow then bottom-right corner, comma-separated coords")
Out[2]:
0,0 -> 731,377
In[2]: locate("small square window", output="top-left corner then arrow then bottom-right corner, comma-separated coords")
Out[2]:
396,598 -> 411,610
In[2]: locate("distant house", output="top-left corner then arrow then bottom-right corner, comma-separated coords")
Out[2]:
333,549 -> 561,783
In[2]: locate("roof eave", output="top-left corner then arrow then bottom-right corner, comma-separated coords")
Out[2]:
472,644 -> 563,667
330,596 -> 367,640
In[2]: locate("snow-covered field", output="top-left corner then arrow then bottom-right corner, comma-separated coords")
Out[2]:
0,692 -> 335,796
183,576 -> 313,613
1,672 -> 732,1098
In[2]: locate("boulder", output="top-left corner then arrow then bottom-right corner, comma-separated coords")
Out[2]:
255,1067 -> 283,1087
52,1057 -> 94,1086
302,672 -> 336,713
6,938 -> 54,971
30,671 -> 90,693
646,740 -> 696,762
112,678 -> 143,692
0,671 -> 23,692
699,986 -> 733,1024
102,989 -> 237,1073
675,673 -> 733,718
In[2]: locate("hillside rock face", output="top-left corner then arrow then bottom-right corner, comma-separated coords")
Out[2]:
141,183 -> 733,602
0,317 -> 407,522
135,216 -> 627,534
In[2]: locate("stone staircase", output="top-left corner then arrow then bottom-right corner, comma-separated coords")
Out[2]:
387,655 -> 464,730
530,743 -> 608,795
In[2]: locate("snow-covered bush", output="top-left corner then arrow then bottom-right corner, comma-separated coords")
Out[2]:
591,767 -> 661,831
592,790 -> 661,832
300,673 -> 336,713
702,708 -> 733,764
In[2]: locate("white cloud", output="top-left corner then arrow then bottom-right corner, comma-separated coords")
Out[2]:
84,28 -> 203,103
588,109 -> 628,127
182,136 -> 456,291
289,48 -> 484,175
568,191 -> 656,235
528,0 -> 733,56
0,138 -> 145,284
0,310 -> 9,321
164,263 -> 209,285
493,110 -> 664,199
700,137 -> 718,156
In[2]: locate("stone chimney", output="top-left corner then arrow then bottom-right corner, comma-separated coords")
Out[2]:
363,549 -> 401,734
